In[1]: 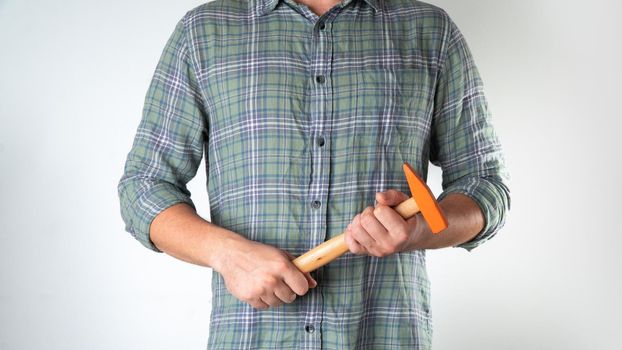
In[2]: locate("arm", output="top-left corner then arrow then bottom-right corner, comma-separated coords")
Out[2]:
344,14 -> 510,255
149,203 -> 239,269
150,203 -> 316,309
344,190 -> 484,257
118,16 -> 313,309
427,14 -> 511,251
409,193 -> 485,249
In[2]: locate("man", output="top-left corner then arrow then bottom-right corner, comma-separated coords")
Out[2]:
118,0 -> 511,348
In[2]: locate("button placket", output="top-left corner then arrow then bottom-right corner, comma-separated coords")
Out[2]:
308,19 -> 331,248
304,9 -> 341,348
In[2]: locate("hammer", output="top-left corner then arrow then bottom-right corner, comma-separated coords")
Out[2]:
292,162 -> 449,273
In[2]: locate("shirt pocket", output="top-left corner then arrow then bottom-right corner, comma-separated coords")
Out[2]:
350,66 -> 434,171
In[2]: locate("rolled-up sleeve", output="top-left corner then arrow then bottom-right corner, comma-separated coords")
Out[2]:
118,16 -> 207,252
430,15 -> 511,251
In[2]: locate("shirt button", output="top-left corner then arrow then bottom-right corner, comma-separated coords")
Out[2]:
311,200 -> 321,209
305,324 -> 315,333
316,136 -> 325,147
315,75 -> 325,84
319,22 -> 326,30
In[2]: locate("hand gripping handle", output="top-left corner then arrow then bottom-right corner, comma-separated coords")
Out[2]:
292,197 -> 421,273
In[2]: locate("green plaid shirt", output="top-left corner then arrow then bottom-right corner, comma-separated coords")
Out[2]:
118,0 -> 510,348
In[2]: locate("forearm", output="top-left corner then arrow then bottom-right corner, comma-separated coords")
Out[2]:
150,203 -> 316,309
407,193 -> 484,250
149,203 -> 246,272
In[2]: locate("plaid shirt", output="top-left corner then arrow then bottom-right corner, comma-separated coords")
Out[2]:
118,0 -> 511,348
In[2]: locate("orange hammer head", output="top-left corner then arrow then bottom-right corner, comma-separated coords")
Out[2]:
403,162 -> 448,233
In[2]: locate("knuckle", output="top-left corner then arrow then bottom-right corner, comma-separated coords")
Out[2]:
295,279 -> 309,295
350,227 -> 362,240
396,230 -> 409,243
373,205 -> 386,216
389,223 -> 403,235
254,302 -> 268,309
291,283 -> 309,296
358,239 -> 371,250
274,259 -> 289,273
385,242 -> 398,253
377,244 -> 392,256
352,214 -> 361,226
361,214 -> 374,227
300,280 -> 310,294
297,285 -> 309,296
263,275 -> 278,287
240,289 -> 255,301
287,293 -> 297,302
246,296 -> 260,305
371,249 -> 384,258
255,285 -> 267,296
357,245 -> 368,254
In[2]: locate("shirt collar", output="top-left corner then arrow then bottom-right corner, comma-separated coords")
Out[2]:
256,0 -> 382,16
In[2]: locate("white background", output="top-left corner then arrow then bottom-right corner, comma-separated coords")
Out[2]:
1,0 -> 620,349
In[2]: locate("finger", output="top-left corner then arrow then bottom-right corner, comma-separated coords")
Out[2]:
376,189 -> 409,206
374,204 -> 410,240
359,206 -> 390,243
303,272 -> 317,288
284,252 -> 317,288
249,299 -> 269,309
345,226 -> 367,255
274,283 -> 297,304
349,213 -> 378,250
260,293 -> 283,308
282,264 -> 310,296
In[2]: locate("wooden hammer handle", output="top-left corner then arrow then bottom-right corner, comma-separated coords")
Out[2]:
292,197 -> 421,273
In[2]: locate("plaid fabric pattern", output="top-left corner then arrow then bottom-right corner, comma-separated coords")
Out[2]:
118,0 -> 511,348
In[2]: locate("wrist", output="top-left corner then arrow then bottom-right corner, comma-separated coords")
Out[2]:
206,228 -> 249,273
405,214 -> 427,251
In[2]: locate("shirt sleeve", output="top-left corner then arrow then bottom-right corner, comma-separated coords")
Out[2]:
117,17 -> 207,252
429,15 -> 511,251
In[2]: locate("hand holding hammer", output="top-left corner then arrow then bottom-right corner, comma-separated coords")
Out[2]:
293,162 -> 448,273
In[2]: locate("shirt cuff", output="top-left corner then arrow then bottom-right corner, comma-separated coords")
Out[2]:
121,181 -> 196,252
436,175 -> 511,251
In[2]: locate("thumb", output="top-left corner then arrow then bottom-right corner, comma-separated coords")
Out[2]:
376,189 -> 409,206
